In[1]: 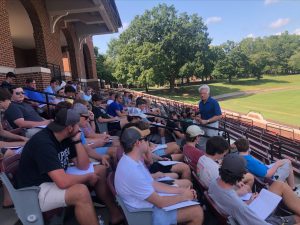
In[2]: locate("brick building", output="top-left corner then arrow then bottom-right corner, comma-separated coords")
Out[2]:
0,0 -> 121,90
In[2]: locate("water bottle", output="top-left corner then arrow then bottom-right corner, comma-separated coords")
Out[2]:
98,215 -> 105,225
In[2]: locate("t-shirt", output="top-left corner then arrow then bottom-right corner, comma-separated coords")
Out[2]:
44,86 -> 56,102
115,155 -> 154,209
208,180 -> 270,225
197,155 -> 220,188
16,128 -> 77,188
0,80 -> 13,89
4,101 -> 44,128
107,101 -> 123,117
92,105 -> 111,120
242,155 -> 268,177
165,120 -> 179,143
198,97 -> 222,120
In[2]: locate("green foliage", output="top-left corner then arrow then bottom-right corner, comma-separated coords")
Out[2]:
107,4 -> 211,91
94,47 -> 116,82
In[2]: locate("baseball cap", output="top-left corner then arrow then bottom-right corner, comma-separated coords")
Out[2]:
186,125 -> 204,137
121,127 -> 150,149
92,94 -> 103,102
73,103 -> 89,117
48,108 -> 80,132
221,154 -> 247,176
128,107 -> 147,119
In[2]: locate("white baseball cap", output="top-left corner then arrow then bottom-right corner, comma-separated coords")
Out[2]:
186,125 -> 204,137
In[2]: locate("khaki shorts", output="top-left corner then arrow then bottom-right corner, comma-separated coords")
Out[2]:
38,182 -> 66,212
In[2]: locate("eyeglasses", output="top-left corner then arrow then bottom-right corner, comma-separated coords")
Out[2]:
15,92 -> 25,96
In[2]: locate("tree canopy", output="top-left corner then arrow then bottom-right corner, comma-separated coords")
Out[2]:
100,4 -> 300,88
106,4 -> 211,91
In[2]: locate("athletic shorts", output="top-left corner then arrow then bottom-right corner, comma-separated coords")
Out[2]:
95,147 -> 109,155
149,162 -> 172,174
38,182 -> 66,212
152,206 -> 177,225
267,159 -> 291,181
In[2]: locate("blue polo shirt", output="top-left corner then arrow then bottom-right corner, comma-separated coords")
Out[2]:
24,88 -> 45,103
107,101 -> 123,117
198,97 -> 221,120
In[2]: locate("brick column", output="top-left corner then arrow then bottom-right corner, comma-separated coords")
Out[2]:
0,0 -> 15,67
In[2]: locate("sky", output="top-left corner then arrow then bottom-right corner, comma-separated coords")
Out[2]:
93,0 -> 300,54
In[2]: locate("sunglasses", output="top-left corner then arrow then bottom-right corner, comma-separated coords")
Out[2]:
138,136 -> 148,142
80,115 -> 89,120
15,91 -> 25,96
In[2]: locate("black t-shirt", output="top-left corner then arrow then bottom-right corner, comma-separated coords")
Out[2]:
92,105 -> 110,119
16,128 -> 77,188
5,101 -> 43,128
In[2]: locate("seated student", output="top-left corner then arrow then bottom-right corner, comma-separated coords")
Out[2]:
4,86 -> 51,137
24,78 -> 45,105
107,93 -> 127,118
16,108 -> 123,225
235,138 -> 300,195
64,85 -> 76,104
122,122 -> 191,180
0,88 -> 28,142
197,136 -> 253,193
91,94 -> 120,133
209,154 -> 300,225
106,91 -> 115,106
165,111 -> 185,144
115,126 -> 204,225
73,102 -> 117,160
44,78 -> 58,103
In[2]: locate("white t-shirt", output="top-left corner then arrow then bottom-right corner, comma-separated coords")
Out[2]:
197,155 -> 220,187
115,155 -> 154,209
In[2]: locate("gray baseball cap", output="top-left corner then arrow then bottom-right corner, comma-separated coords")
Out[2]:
221,154 -> 247,176
121,127 -> 150,149
48,108 -> 80,132
73,103 -> 89,117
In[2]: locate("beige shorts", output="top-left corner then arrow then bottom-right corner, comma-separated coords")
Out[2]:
38,182 -> 66,212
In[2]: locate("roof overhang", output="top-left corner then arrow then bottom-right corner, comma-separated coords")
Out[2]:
45,0 -> 122,38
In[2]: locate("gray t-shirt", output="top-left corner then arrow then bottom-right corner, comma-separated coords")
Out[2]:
208,179 -> 271,225
5,102 -> 43,129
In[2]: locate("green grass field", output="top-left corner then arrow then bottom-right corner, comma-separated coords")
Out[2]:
139,75 -> 300,127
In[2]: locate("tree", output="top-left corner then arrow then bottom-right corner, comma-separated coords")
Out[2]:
107,4 -> 211,91
94,47 -> 116,83
288,51 -> 300,73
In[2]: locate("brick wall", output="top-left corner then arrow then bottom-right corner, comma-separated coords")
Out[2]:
0,0 -> 15,67
15,72 -> 51,90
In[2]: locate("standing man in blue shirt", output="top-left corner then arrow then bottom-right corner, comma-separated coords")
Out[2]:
196,84 -> 222,150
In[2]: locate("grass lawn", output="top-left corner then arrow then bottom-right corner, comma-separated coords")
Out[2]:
220,89 -> 300,127
136,75 -> 300,126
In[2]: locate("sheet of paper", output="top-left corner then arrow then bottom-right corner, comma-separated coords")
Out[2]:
240,193 -> 252,201
35,125 -> 47,128
4,146 -> 22,149
66,163 -> 95,175
152,144 -> 167,152
38,104 -> 46,108
163,201 -> 200,211
248,188 -> 282,220
156,176 -> 174,182
158,161 -> 181,166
